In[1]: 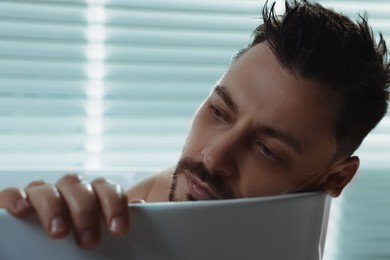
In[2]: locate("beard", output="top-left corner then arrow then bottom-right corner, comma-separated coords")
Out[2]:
168,157 -> 236,202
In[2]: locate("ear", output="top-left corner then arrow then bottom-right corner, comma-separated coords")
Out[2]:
320,156 -> 359,198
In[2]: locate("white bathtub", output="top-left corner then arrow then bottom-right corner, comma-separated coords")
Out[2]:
0,170 -> 331,260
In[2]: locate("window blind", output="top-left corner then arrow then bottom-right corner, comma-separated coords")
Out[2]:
0,0 -> 88,168
0,1 -> 389,260
0,0 -> 260,170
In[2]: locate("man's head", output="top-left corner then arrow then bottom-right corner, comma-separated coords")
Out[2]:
237,0 -> 389,157
169,0 -> 390,201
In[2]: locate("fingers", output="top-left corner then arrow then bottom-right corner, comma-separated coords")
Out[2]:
0,187 -> 33,217
56,174 -> 101,249
1,174 -> 130,250
92,178 -> 130,236
24,180 -> 69,239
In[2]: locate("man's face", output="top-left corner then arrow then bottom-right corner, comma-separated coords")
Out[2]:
170,42 -> 342,201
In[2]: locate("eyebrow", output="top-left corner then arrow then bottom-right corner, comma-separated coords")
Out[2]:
258,125 -> 304,155
214,85 -> 238,113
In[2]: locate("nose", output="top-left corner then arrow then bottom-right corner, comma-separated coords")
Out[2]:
201,130 -> 241,177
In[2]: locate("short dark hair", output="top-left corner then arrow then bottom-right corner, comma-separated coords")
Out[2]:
235,0 -> 390,156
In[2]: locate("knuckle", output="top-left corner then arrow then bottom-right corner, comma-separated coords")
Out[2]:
25,185 -> 64,214
57,173 -> 83,186
1,187 -> 25,204
93,178 -> 122,194
25,183 -> 51,195
109,181 -> 124,194
0,188 -> 31,215
92,178 -> 107,186
26,183 -> 58,197
1,187 -> 21,196
95,182 -> 125,206
25,180 -> 46,189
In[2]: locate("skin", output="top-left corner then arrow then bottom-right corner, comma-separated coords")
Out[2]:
0,42 -> 359,249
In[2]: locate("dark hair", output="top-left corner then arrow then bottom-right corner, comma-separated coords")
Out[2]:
234,0 -> 390,156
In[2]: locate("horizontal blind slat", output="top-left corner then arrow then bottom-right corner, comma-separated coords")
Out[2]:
0,134 -> 186,152
0,20 -> 87,41
0,59 -> 86,78
105,9 -> 259,32
0,116 -> 191,134
105,63 -> 225,81
0,97 -> 85,115
0,40 -> 85,60
105,45 -> 235,65
0,1 -> 86,23
105,0 -> 262,15
0,78 -> 86,96
104,81 -> 211,98
105,27 -> 251,48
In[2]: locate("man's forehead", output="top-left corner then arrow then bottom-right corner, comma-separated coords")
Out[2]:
219,43 -> 341,123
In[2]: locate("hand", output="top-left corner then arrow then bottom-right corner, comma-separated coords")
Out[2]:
0,174 -> 130,249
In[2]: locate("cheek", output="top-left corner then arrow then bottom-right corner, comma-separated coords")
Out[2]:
242,152 -> 332,196
238,168 -> 294,197
181,107 -> 211,155
236,156 -> 309,197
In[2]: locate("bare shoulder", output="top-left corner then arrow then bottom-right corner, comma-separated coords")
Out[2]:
126,168 -> 174,203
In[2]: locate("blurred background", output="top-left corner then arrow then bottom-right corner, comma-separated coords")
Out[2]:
0,0 -> 389,259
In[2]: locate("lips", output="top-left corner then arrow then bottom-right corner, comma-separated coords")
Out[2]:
185,170 -> 220,200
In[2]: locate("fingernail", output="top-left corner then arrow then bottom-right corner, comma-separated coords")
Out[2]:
110,216 -> 127,234
80,230 -> 95,248
15,199 -> 29,211
51,216 -> 66,234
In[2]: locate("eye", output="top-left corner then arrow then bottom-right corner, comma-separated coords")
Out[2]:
255,142 -> 278,161
209,104 -> 227,123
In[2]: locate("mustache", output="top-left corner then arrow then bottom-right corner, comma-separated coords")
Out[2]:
174,157 -> 236,200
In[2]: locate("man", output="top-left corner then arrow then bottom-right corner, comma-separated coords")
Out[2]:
1,0 -> 389,250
